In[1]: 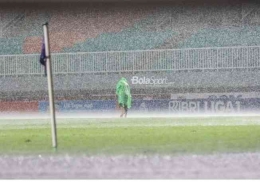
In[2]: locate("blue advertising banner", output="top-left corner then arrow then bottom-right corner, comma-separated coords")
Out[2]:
39,97 -> 260,113
39,100 -> 116,113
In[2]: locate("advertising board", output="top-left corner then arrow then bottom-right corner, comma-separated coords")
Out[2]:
39,92 -> 260,113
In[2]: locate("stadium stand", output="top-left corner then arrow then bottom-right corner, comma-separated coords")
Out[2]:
0,2 -> 260,54
180,27 -> 260,48
0,1 -> 260,102
23,4 -> 157,54
0,38 -> 23,55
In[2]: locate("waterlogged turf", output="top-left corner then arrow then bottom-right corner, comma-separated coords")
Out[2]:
0,116 -> 260,155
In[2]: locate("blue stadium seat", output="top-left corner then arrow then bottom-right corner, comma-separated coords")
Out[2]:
0,38 -> 24,55
180,26 -> 260,48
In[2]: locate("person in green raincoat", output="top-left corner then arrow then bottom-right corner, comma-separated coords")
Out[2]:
116,77 -> 132,118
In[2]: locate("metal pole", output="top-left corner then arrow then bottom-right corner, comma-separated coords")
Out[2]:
43,22 -> 57,148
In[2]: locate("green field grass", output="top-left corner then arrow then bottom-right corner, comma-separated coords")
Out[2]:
0,116 -> 260,155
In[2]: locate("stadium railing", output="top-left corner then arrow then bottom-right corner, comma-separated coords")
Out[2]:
0,46 -> 259,76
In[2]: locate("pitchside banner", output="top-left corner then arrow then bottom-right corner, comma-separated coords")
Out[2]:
39,92 -> 260,113
39,100 -> 116,113
168,92 -> 260,113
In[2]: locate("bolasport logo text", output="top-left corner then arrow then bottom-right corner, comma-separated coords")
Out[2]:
131,76 -> 168,85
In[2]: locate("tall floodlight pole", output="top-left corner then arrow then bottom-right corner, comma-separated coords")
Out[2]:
43,22 -> 57,148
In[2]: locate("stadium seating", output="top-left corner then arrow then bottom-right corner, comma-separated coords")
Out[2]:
1,2 -> 260,102
0,5 -> 175,55
0,38 -> 24,55
180,26 -> 260,48
63,28 -> 174,52
1,4 -> 260,56
0,10 -> 50,55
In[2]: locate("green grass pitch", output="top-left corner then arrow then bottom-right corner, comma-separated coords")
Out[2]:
0,116 -> 260,155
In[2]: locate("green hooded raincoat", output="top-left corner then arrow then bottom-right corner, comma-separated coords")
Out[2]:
116,77 -> 132,109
